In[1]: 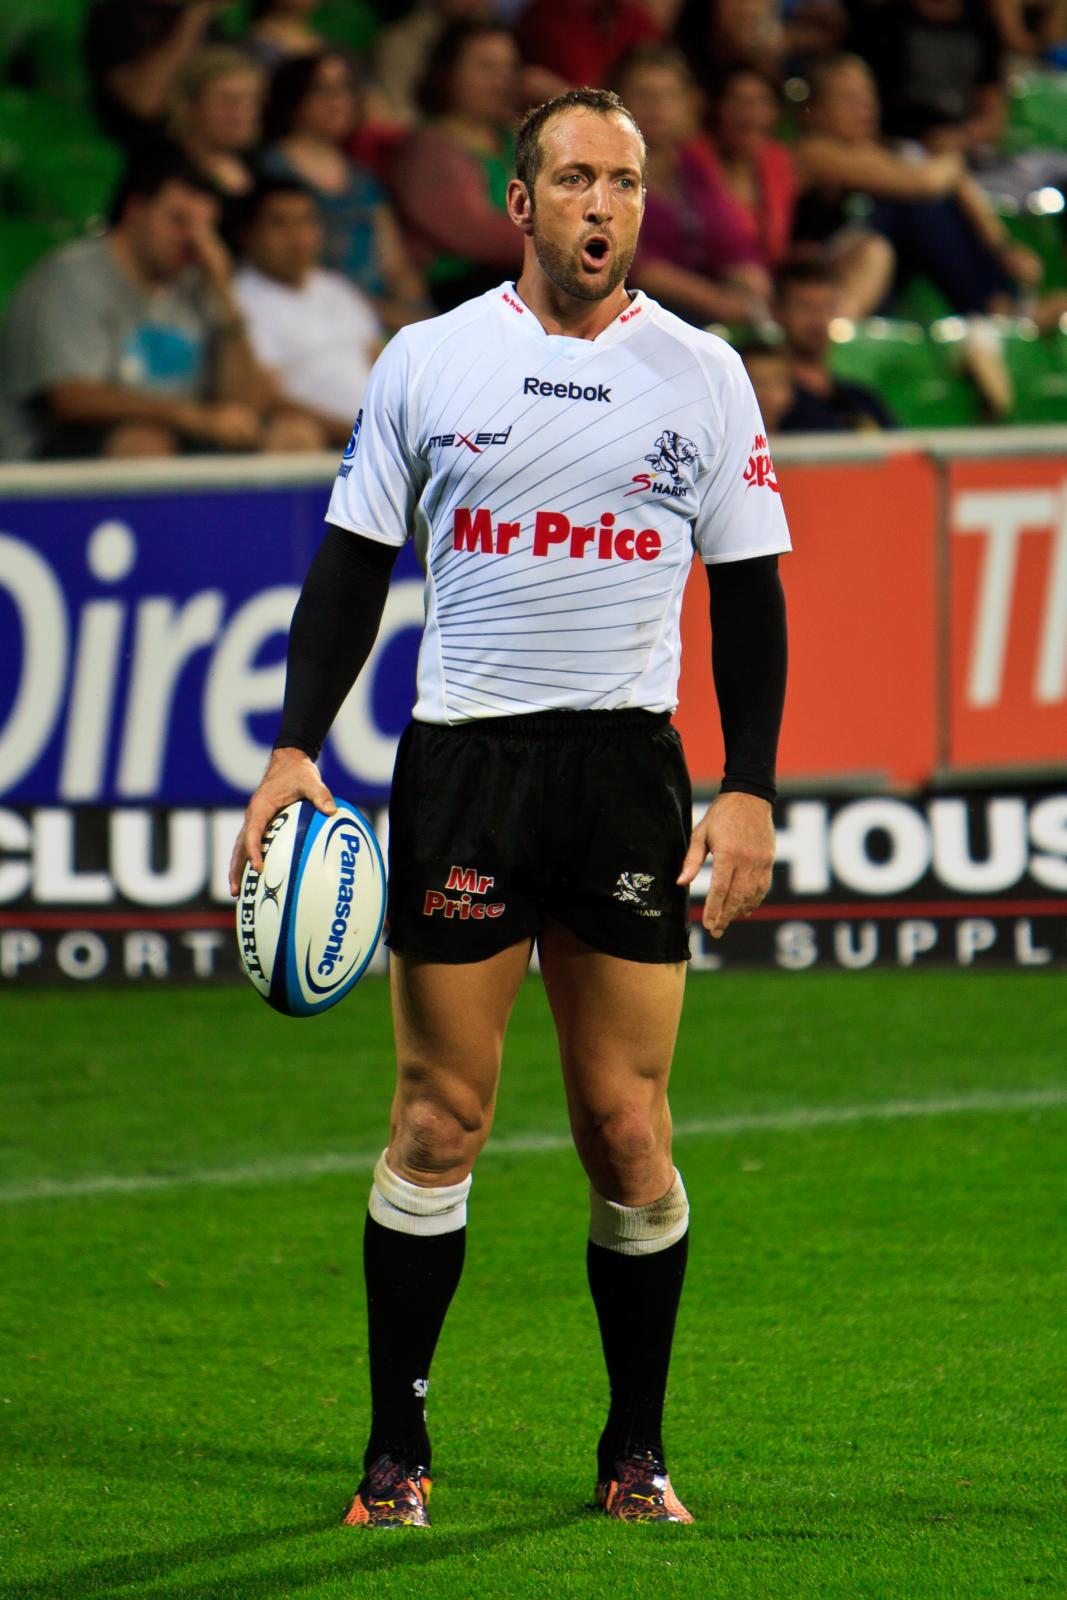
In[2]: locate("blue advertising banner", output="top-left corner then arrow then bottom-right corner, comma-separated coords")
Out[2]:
0,480 -> 422,805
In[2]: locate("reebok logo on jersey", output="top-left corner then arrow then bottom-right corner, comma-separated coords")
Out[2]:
423,864 -> 506,920
744,434 -> 779,493
522,377 -> 612,403
428,425 -> 512,452
453,507 -> 662,562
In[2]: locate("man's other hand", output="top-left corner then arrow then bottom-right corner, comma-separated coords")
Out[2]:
676,791 -> 775,939
229,748 -> 336,897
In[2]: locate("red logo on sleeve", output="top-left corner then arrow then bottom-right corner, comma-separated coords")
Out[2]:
744,435 -> 779,493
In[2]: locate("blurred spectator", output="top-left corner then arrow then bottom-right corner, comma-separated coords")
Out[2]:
516,0 -> 663,87
376,0 -> 492,124
676,0 -> 785,95
0,153 -> 300,461
390,22 -> 523,311
168,47 -> 265,247
986,0 -> 1067,57
244,0 -> 327,72
615,47 -> 772,324
234,179 -> 382,446
774,258 -> 896,430
850,0 -> 1067,203
245,1 -> 399,139
794,55 -> 1041,314
848,0 -> 1004,148
259,51 -> 429,328
738,339 -> 795,431
85,0 -> 226,147
706,68 -> 797,271
708,64 -> 892,316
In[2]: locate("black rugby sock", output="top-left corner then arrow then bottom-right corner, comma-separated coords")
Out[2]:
363,1214 -> 465,1473
587,1231 -> 689,1479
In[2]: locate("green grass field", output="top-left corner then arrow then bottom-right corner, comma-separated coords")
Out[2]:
1,972 -> 1065,1600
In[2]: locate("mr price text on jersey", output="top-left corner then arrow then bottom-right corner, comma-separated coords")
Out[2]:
452,507 -> 663,562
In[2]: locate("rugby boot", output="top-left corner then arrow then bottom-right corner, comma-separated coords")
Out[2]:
596,1450 -> 693,1523
343,1453 -> 432,1527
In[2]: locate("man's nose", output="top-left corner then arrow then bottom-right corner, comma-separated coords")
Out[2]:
584,179 -> 612,221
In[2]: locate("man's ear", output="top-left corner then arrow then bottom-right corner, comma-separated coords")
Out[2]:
506,176 -> 534,235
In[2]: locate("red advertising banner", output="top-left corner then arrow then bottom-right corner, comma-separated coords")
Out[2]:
948,456 -> 1067,771
675,452 -> 940,787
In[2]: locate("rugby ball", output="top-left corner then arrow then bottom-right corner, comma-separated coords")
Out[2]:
236,799 -> 386,1017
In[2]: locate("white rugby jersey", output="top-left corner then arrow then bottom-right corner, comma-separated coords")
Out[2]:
326,282 -> 790,723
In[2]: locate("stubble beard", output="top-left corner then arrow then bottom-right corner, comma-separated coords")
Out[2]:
531,223 -> 635,303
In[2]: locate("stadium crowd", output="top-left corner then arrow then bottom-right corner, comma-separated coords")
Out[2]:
1,0 -> 1066,460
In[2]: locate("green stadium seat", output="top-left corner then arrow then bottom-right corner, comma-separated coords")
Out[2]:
891,274 -> 956,326
315,0 -> 380,56
0,0 -> 90,105
0,216 -> 67,313
1001,321 -> 1067,422
1006,70 -> 1067,151
12,137 -> 123,229
828,317 -> 983,427
0,86 -> 95,157
999,193 -> 1067,290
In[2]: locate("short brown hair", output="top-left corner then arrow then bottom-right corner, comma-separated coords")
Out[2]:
515,88 -> 645,198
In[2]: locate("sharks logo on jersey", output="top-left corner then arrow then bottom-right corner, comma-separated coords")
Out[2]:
645,431 -> 700,484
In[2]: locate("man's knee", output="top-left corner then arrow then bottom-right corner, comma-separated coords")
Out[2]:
574,1105 -> 670,1198
391,1073 -> 491,1181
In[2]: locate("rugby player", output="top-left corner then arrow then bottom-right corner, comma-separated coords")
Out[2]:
230,87 -> 790,1528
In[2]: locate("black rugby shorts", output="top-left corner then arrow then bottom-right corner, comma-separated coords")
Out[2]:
385,709 -> 692,964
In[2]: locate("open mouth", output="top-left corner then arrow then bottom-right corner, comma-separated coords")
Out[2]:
581,235 -> 611,269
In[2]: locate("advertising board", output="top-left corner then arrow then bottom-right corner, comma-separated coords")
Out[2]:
4,436 -> 1067,981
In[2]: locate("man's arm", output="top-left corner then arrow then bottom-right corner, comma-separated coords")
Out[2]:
677,554 -> 788,938
103,0 -> 221,123
47,380 -> 261,448
228,528 -> 400,893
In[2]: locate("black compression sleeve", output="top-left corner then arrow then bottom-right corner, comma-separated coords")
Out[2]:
273,525 -> 401,761
706,554 -> 788,804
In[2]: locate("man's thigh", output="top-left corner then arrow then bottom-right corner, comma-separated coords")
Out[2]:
386,940 -> 532,1185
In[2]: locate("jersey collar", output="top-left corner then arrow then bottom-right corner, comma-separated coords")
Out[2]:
493,282 -> 651,352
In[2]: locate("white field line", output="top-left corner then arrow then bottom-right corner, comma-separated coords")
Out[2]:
1,1084 -> 1065,1207
6,1081 -> 1067,1203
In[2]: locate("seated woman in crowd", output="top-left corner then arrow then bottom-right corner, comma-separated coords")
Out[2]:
389,21 -> 524,312
707,65 -> 891,317
168,47 -> 265,249
258,50 -> 428,329
706,67 -> 795,270
794,54 -> 1042,315
613,47 -> 773,326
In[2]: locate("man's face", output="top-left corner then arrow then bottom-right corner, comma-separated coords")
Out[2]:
815,63 -> 880,143
616,64 -> 693,150
776,282 -> 839,360
526,109 -> 645,303
743,351 -> 794,431
125,181 -> 217,280
245,192 -> 324,285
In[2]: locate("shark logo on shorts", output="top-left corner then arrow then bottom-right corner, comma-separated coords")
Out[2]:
614,871 -> 656,907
